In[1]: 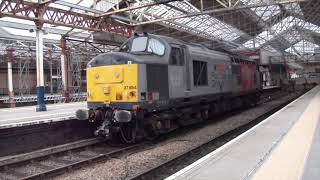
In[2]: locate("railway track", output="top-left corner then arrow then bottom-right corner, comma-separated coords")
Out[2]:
0,138 -> 149,180
129,90 -> 306,180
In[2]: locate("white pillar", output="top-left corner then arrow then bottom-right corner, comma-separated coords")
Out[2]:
7,48 -> 15,108
60,36 -> 69,102
36,29 -> 47,111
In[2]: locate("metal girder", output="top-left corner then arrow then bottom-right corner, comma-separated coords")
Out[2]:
132,0 -> 305,26
215,0 -> 241,8
54,0 -> 136,23
55,0 -> 101,13
98,0 -> 182,17
0,0 -> 133,36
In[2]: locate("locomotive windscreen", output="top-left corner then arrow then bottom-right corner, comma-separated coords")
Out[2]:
129,36 -> 165,56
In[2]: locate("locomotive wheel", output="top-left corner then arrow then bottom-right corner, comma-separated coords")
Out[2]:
201,109 -> 209,121
119,123 -> 137,143
143,123 -> 159,141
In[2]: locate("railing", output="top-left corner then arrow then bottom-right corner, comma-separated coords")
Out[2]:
0,93 -> 87,103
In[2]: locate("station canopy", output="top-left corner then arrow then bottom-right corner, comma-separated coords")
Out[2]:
0,0 -> 319,61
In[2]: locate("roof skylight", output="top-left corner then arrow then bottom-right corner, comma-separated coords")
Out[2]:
241,0 -> 281,21
244,16 -> 320,48
285,40 -> 319,55
133,0 -> 244,41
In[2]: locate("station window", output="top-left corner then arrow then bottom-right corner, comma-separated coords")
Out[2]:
170,47 -> 184,66
193,60 -> 208,86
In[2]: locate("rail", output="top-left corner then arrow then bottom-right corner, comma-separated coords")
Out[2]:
0,138 -> 149,180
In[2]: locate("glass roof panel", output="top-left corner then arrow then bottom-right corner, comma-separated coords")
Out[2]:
78,0 -> 94,7
50,0 -> 100,15
244,16 -> 320,49
96,0 -> 119,12
285,40 -> 319,55
264,45 -> 278,52
243,40 -> 255,48
1,17 -> 35,25
2,27 -> 61,40
133,0 -> 244,41
241,0 -> 281,21
48,3 -> 70,10
283,3 -> 303,16
282,30 -> 301,44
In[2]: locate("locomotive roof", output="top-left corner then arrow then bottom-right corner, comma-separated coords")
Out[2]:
88,33 -> 256,67
147,33 -> 254,62
135,33 -> 185,45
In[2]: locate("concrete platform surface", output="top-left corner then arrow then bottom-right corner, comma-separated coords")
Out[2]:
166,86 -> 320,180
0,102 -> 86,129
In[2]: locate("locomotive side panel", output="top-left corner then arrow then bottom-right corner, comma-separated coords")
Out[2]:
231,62 -> 242,94
146,64 -> 169,101
168,65 -> 185,98
231,60 -> 261,95
187,48 -> 233,98
209,58 -> 233,94
137,64 -> 147,102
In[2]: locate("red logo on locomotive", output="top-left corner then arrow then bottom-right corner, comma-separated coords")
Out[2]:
215,65 -> 224,72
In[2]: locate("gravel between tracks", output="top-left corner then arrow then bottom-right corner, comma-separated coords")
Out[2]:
54,92 -> 299,180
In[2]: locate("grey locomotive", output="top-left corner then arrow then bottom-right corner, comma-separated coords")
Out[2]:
79,33 -> 262,143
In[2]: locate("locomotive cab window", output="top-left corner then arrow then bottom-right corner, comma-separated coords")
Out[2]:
130,37 -> 165,56
131,37 -> 148,52
193,60 -> 208,86
147,38 -> 165,56
120,44 -> 130,52
170,47 -> 184,66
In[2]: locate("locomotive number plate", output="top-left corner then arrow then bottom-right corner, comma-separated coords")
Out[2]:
124,86 -> 137,90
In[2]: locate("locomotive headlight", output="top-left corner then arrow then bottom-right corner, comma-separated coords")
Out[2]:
103,87 -> 110,94
129,91 -> 136,97
116,93 -> 123,100
114,72 -> 120,79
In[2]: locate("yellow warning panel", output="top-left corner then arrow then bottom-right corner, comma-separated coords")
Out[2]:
87,64 -> 138,103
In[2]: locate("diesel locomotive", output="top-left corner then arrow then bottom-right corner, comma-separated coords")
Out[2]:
76,33 -> 262,143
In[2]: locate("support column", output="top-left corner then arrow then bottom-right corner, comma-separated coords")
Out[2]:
49,51 -> 53,95
60,36 -> 69,102
36,29 -> 47,111
7,48 -> 15,108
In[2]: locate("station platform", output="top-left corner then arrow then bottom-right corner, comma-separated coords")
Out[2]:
0,102 -> 86,129
166,85 -> 320,180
